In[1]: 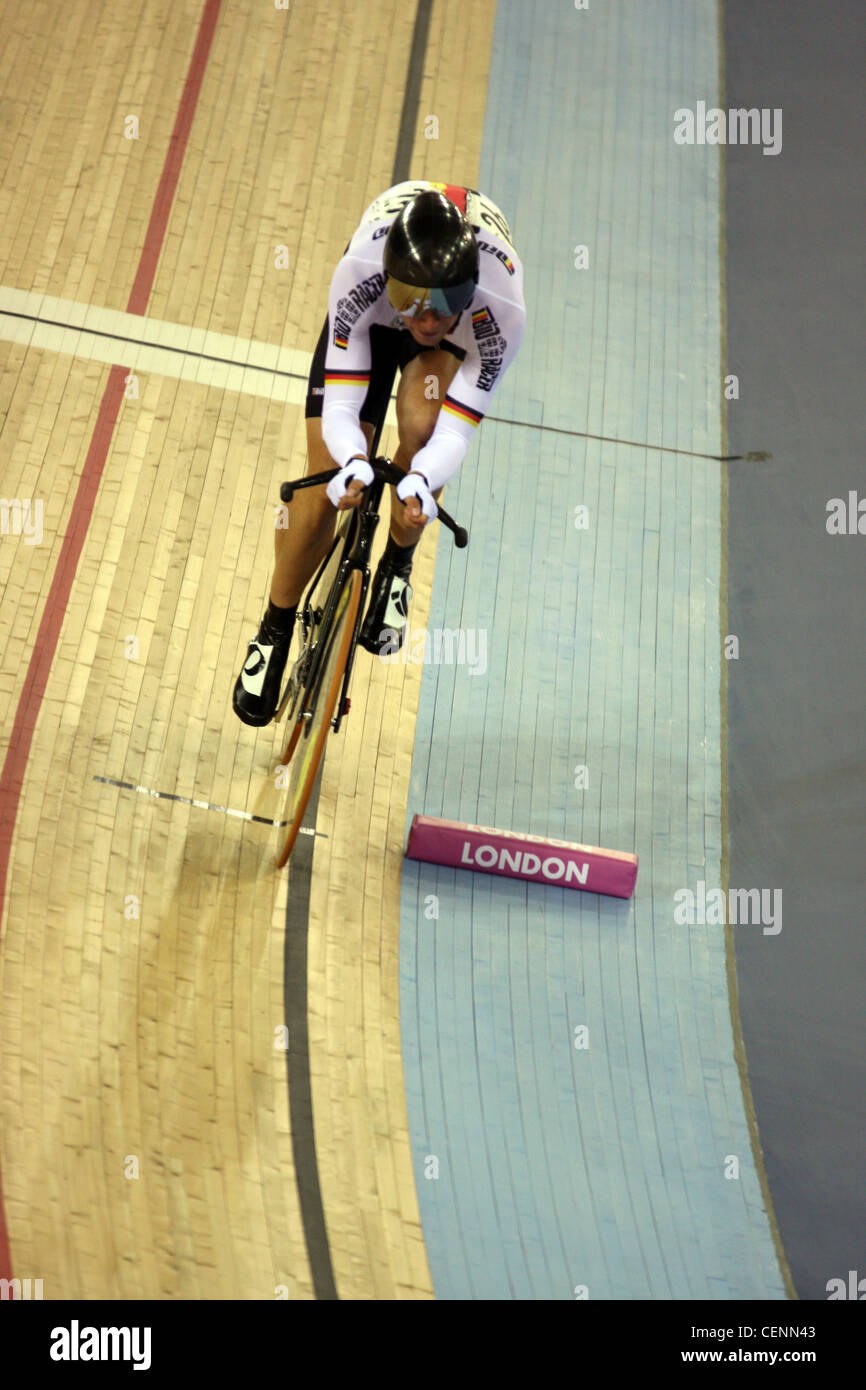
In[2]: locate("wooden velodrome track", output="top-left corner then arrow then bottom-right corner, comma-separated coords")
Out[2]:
0,0 -> 501,1300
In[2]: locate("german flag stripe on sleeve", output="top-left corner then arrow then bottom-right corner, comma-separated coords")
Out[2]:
325,369 -> 370,387
442,395 -> 483,427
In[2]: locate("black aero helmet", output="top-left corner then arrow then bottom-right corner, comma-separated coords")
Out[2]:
384,190 -> 479,317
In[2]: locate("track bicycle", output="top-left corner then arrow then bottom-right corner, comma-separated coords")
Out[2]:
273,412 -> 468,867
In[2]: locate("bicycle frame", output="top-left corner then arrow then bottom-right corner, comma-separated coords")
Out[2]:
292,470 -> 387,737
278,383 -> 468,739
329,473 -> 385,732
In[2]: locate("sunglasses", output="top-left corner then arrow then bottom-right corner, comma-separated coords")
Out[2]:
386,275 -> 476,318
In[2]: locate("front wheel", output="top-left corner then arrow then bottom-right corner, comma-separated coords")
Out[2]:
275,569 -> 362,867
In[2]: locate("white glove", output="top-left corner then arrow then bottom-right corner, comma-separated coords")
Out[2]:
326,457 -> 374,507
396,470 -> 438,521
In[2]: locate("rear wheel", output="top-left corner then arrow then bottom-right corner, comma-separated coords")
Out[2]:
275,568 -> 362,867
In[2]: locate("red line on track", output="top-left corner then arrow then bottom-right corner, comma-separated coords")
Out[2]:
0,0 -> 222,1289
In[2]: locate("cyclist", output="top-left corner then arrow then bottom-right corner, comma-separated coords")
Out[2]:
233,180 -> 526,726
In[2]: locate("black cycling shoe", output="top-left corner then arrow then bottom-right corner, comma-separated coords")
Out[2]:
358,561 -> 413,656
233,621 -> 292,726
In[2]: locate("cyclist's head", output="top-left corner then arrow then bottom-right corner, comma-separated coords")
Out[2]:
383,190 -> 479,318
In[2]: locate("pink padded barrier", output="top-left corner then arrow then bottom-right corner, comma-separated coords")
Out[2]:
405,815 -> 638,899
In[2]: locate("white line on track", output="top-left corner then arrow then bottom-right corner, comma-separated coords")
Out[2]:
93,775 -> 323,836
0,284 -> 397,422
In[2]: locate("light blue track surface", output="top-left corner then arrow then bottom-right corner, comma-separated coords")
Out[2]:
399,0 -> 786,1300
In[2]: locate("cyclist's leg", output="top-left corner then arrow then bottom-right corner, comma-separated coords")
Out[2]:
270,415 -> 374,607
234,304 -> 376,725
357,346 -> 461,656
270,312 -> 394,606
389,347 -> 462,544
234,413 -> 374,726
